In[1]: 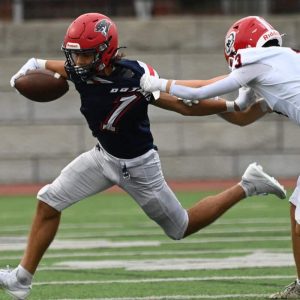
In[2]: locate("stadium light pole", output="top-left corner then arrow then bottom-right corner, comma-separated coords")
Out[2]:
12,0 -> 24,23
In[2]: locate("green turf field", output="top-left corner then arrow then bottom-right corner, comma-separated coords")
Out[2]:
0,190 -> 295,299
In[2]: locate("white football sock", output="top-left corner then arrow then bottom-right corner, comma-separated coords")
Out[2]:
16,265 -> 33,285
238,181 -> 254,197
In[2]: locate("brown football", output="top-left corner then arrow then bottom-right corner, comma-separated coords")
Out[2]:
14,69 -> 69,102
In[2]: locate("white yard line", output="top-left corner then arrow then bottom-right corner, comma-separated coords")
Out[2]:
34,274 -> 294,286
0,236 -> 291,251
34,251 -> 293,271
0,225 -> 289,240
52,294 -> 270,300
163,236 -> 291,245
0,218 -> 289,233
56,226 -> 289,238
214,218 -> 289,225
0,239 -> 161,251
53,251 -> 293,271
0,248 -> 290,260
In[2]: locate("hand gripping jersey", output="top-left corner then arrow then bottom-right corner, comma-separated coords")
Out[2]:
231,47 -> 300,124
70,59 -> 159,158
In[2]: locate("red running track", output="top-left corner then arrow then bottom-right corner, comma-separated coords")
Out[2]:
0,178 -> 297,196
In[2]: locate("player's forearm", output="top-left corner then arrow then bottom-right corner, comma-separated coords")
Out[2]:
46,60 -> 67,78
155,94 -> 234,116
167,76 -> 240,100
219,101 -> 268,126
153,93 -> 191,114
174,75 -> 227,88
184,98 -> 242,116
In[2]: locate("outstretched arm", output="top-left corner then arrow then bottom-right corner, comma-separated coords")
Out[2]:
152,75 -> 234,115
141,73 -> 241,100
173,75 -> 227,88
167,76 -> 241,100
219,99 -> 271,126
10,58 -> 67,88
154,93 -> 270,124
154,93 -> 236,116
153,78 -> 255,115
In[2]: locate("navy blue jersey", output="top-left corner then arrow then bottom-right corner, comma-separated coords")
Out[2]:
70,59 -> 159,159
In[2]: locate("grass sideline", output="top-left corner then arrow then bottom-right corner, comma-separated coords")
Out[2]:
0,190 -> 294,299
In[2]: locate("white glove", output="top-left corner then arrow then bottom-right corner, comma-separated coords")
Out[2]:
234,87 -> 256,111
179,98 -> 199,107
10,58 -> 40,87
140,74 -> 168,93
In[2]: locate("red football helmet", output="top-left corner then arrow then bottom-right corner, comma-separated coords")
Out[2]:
62,13 -> 119,80
224,16 -> 282,67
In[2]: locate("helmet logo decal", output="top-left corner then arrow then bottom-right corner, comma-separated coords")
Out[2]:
225,32 -> 236,55
263,30 -> 279,42
66,42 -> 81,49
95,19 -> 111,37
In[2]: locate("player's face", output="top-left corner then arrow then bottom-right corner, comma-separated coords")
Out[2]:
73,53 -> 94,67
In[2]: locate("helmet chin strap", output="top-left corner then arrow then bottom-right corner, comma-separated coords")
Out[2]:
97,63 -> 106,71
97,46 -> 125,74
101,65 -> 114,76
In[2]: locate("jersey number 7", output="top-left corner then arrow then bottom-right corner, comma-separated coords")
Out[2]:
101,94 -> 140,132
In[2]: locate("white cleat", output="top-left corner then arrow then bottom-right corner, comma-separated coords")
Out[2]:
269,280 -> 300,298
240,162 -> 286,199
0,267 -> 31,300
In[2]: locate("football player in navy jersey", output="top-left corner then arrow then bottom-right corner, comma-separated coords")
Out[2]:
0,13 -> 286,299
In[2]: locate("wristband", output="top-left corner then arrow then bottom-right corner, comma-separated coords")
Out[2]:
36,59 -> 47,69
226,101 -> 235,112
169,80 -> 176,95
159,78 -> 169,92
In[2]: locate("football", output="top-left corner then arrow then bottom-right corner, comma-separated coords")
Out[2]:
14,69 -> 69,102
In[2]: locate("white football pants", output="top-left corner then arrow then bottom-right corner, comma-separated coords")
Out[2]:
37,145 -> 189,240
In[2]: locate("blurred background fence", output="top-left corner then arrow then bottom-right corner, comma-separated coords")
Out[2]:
1,0 -> 300,184
1,0 -> 300,22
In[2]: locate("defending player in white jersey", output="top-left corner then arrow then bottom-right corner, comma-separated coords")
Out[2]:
140,15 -> 300,299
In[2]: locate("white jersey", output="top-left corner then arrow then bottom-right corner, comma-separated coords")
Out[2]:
231,47 -> 300,124
169,46 -> 300,125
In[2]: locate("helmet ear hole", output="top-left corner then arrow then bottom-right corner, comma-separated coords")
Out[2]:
263,39 -> 280,47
